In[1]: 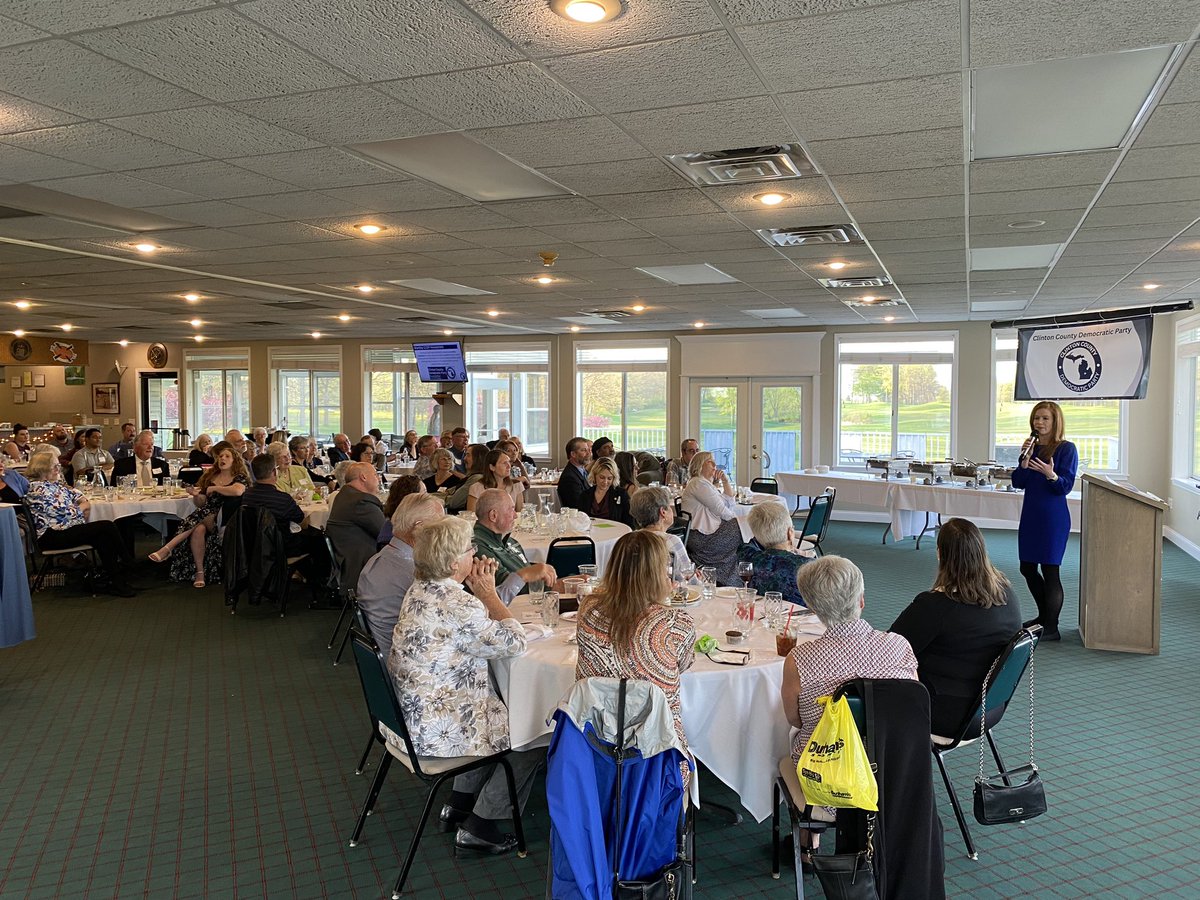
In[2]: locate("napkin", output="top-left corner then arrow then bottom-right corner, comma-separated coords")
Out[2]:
521,623 -> 555,641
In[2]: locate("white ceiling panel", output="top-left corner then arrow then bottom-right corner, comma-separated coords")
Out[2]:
831,167 -> 963,204
1134,101 -> 1200,148
779,74 -> 962,143
809,128 -> 963,176
0,92 -> 83,135
322,181 -> 472,213
614,96 -> 792,156
3,0 -> 217,33
227,87 -> 445,146
537,158 -> 684,196
128,161 -> 301,200
230,150 -> 399,190
109,106 -> 324,159
970,186 -> 1100,217
970,152 -> 1119,193
1,122 -> 204,170
31,173 -> 200,208
0,143 -> 99,181
468,117 -> 649,169
139,200 -> 282,229
1111,144 -> 1200,182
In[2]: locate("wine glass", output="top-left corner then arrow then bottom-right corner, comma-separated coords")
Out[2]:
736,560 -> 754,592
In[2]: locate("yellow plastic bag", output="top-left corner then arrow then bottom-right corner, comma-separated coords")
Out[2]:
797,695 -> 878,810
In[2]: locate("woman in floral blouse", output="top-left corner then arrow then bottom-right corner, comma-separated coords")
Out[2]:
23,452 -> 134,596
389,516 -> 540,856
737,501 -> 810,607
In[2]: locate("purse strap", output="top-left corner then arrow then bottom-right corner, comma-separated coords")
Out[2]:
611,678 -> 628,899
978,630 -> 1037,784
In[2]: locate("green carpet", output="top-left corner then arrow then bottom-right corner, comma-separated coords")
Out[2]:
2,523 -> 1198,898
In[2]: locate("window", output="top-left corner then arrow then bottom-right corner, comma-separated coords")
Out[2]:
362,347 -> 441,438
465,345 -> 551,457
269,346 -> 342,438
836,334 -> 956,465
991,330 -> 1126,473
576,342 -> 669,453
1175,318 -> 1200,481
183,347 -> 249,439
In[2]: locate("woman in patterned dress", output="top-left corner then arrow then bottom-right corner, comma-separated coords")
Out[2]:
576,530 -> 696,789
150,443 -> 248,587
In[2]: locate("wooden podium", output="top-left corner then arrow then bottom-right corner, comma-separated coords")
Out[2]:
1078,474 -> 1167,654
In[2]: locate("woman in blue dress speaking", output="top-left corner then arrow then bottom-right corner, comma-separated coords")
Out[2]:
1011,401 -> 1077,641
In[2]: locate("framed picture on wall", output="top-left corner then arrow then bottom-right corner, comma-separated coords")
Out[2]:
33,374 -> 45,387
92,382 -> 119,415
64,366 -> 86,385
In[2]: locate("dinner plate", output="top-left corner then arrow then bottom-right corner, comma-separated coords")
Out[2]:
560,610 -> 578,621
715,587 -> 739,599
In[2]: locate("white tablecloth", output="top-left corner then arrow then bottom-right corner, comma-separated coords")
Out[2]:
493,593 -> 822,822
85,494 -> 197,522
734,492 -> 789,542
514,519 -> 630,575
301,500 -> 331,529
163,450 -> 191,461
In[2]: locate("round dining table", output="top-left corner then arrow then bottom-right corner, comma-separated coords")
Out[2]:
85,492 -> 198,523
512,518 -> 630,576
492,592 -> 825,823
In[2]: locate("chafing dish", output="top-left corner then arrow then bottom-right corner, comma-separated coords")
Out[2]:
866,457 -> 911,479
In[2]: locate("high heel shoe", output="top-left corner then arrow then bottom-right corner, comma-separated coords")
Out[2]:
193,578 -> 206,588
149,549 -> 170,563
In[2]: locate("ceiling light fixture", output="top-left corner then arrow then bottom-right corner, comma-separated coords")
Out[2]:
1142,282 -> 1160,290
536,276 -> 555,285
118,339 -> 130,347
1007,220 -> 1046,230
189,318 -> 203,327
310,331 -> 322,338
442,329 -> 453,336
354,223 -> 384,235
754,192 -> 788,206
14,300 -> 32,309
183,293 -> 200,302
861,296 -> 876,303
693,321 -> 705,328
569,325 -> 582,332
827,262 -> 847,270
631,304 -> 646,312
356,284 -> 374,293
884,315 -> 896,322
552,0 -> 622,24
60,323 -> 73,331
134,242 -> 158,253
487,310 -> 500,317
13,329 -> 25,337
539,251 -> 559,267
338,314 -> 351,322
193,335 -> 205,342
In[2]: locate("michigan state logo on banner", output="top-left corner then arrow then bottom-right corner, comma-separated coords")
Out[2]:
1015,317 -> 1152,401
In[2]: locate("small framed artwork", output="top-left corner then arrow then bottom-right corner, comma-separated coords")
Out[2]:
12,390 -> 23,404
7,375 -> 18,389
64,366 -> 86,385
32,373 -> 45,388
25,389 -> 37,402
22,370 -> 32,387
91,382 -> 120,415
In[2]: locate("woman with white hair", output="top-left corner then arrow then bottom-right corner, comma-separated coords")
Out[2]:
423,447 -> 464,494
266,442 -> 318,501
781,555 -> 918,863
629,486 -> 691,573
389,516 -> 540,855
679,451 -> 741,586
188,433 -> 214,467
737,501 -> 809,606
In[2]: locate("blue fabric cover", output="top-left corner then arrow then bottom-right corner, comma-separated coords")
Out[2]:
1011,441 -> 1078,566
0,506 -> 35,648
546,711 -> 685,900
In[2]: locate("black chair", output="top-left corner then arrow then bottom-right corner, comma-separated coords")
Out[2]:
347,630 -> 526,898
324,533 -> 353,664
666,509 -> 693,548
222,506 -> 313,616
19,501 -> 99,593
794,488 -> 835,556
932,626 -> 1042,859
750,477 -> 778,495
545,535 -> 596,578
178,467 -> 204,486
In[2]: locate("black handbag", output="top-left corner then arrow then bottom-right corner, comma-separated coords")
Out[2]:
972,633 -> 1047,826
616,860 -> 689,900
810,813 -> 878,900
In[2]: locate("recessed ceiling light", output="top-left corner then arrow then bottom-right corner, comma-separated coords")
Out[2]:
553,0 -> 622,24
310,331 -> 322,338
442,329 -> 453,336
189,318 -> 202,327
693,321 -> 705,328
354,223 -> 384,235
14,300 -> 32,309
631,304 -> 646,312
1142,282 -> 1160,290
193,335 -> 205,342
827,262 -> 847,270
338,313 -> 351,322
487,310 -> 500,317
60,323 -> 73,331
861,296 -> 876,303
356,284 -> 374,293
536,276 -> 555,285
1007,220 -> 1046,230
183,292 -> 200,302
569,325 -> 582,332
134,242 -> 158,253
970,244 -> 1063,270
13,329 -> 25,337
884,315 -> 896,322
118,339 -> 130,347
754,192 -> 788,206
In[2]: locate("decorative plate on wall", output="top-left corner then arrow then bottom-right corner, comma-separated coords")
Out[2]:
147,342 -> 168,369
9,338 -> 32,361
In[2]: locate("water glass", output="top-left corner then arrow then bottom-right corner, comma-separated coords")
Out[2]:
700,567 -> 717,601
541,591 -> 560,629
734,588 -> 757,631
578,564 -> 598,584
529,579 -> 545,607
763,591 -> 784,629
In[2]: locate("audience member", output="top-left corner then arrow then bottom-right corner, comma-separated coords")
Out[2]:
61,430 -> 86,469
251,427 -> 269,455
71,428 -> 114,483
466,449 -> 524,513
0,455 -> 29,503
509,435 -> 536,469
665,438 -> 699,485
679,451 -> 741,585
326,461 -> 385,590
46,425 -> 72,455
575,457 -> 632,526
440,430 -> 454,449
3,424 -> 32,461
471,489 -> 556,603
111,431 -> 168,486
591,436 -> 615,459
485,427 -> 511,450
496,441 -> 530,490
634,450 -> 663,485
240,454 -> 329,586
445,443 -> 488,513
266,442 -> 318,501
450,427 -> 470,472
614,451 -> 639,498
423,447 -> 464,494
378,475 -> 426,544
412,435 -> 438,480
349,441 -> 375,466
290,435 -> 332,488
629,486 -> 691,573
189,433 -> 215,467
556,436 -> 592,510
737,502 -> 810,607
108,422 -> 136,460
399,430 -> 420,461
328,434 -> 352,465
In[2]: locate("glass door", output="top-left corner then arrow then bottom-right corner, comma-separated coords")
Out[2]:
689,380 -> 747,483
140,372 -> 180,446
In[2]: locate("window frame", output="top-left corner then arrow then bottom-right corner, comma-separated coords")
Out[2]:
464,343 -> 552,456
1173,314 -> 1200,485
182,346 -> 251,440
361,346 -> 441,438
269,345 -> 343,439
574,340 -> 670,454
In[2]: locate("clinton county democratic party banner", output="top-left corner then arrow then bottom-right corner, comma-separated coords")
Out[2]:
1014,317 -> 1153,401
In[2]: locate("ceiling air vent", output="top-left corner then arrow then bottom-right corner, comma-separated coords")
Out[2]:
843,298 -> 900,308
664,144 -> 818,187
590,309 -> 633,320
819,275 -> 893,288
755,224 -> 863,247
248,321 -> 285,327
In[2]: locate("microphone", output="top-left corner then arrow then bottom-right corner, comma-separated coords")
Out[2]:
1021,430 -> 1038,462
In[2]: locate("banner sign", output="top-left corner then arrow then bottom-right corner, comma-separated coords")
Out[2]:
1,335 -> 90,366
1015,317 -> 1152,400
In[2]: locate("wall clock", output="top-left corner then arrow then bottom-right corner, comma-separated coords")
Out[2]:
147,342 -> 168,368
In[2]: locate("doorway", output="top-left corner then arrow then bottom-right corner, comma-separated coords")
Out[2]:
139,371 -> 180,447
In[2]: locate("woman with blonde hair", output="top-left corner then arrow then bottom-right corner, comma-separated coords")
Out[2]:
679,451 -> 740,585
188,433 -> 214,467
576,529 -> 695,785
466,449 -> 524,513
266,442 -> 318,501
1010,400 -> 1077,641
574,456 -> 631,526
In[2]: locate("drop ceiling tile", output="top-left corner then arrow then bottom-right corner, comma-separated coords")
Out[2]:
872,237 -> 965,255
229,192 -> 372,220
233,86 -> 446,146
546,32 -> 764,114
593,189 -> 722,219
242,0 -> 520,81
1056,239 -> 1169,260
482,197 -> 616,227
0,92 -> 84,136
231,149 -> 397,190
114,106 -> 325,161
970,151 -> 1120,193
809,128 -> 963,176
665,231 -> 773,253
1163,48 -> 1200,104
613,96 -> 792,156
468,116 -> 649,169
0,216 -> 121,240
970,210 -> 1083,236
141,200 -> 283,228
738,0 -> 960,91
75,8 -> 355,102
1086,199 -> 1199,229
830,167 -> 964,204
867,218 -> 965,241
733,204 -> 850,230
715,0 -> 901,26
1071,224 -> 1188,243
1134,101 -> 1200,148
779,74 -> 962,143
851,196 -> 964,224
1099,176 -> 1200,207
0,143 -> 99,181
970,186 -> 1100,217
632,213 -> 745,237
3,0 -> 216,32
321,181 -> 472,214
128,161 -> 300,200
448,227 -> 556,248
1,122 -> 204,170
31,172 -> 200,208
385,206 -> 516,233
0,13 -> 49,46
1112,144 -> 1200,182
708,180 -> 840,212
969,0 -> 1200,68
538,158 -> 683,196
537,220 -> 654,243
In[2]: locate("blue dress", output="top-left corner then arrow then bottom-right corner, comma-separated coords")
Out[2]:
1011,441 -> 1078,566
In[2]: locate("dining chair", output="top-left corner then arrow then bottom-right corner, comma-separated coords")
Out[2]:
19,501 -> 99,593
750,477 -> 779,495
546,536 -> 596,578
794,488 -> 836,556
347,629 -> 526,898
324,533 -> 352,663
222,506 -> 312,616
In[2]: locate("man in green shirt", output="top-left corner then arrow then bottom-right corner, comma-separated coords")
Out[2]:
472,488 -> 557,603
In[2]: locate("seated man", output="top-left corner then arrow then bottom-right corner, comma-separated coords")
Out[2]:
472,488 -> 557,603
556,436 -> 591,511
72,428 -> 114,482
47,424 -> 73,455
411,434 -> 438,480
110,430 -> 169,486
665,438 -> 699,485
326,461 -> 385,590
485,427 -> 511,450
449,427 -> 470,473
108,422 -> 136,460
224,429 -> 256,469
356,493 -> 444,658
240,454 -> 330,586
327,433 -> 352,465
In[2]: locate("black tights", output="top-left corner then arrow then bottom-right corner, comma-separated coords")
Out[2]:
1019,562 -> 1062,631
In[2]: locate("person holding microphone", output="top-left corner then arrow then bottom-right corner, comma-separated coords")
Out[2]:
1011,401 -> 1078,641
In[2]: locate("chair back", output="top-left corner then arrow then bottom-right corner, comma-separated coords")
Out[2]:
750,477 -> 778,495
349,629 -> 425,774
546,536 -> 596,577
324,533 -> 344,596
799,488 -> 836,544
948,626 -> 1041,746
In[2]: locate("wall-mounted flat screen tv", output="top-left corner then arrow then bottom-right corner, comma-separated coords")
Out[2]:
413,341 -> 467,383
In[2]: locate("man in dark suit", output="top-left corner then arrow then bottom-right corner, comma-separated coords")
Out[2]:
556,436 -> 592,511
326,461 -> 385,590
111,431 -> 172,559
327,433 -> 352,465
241,454 -> 330,586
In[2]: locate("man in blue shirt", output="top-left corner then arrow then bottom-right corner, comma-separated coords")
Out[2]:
108,422 -> 136,459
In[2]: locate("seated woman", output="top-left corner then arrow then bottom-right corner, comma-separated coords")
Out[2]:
614,451 -> 639,499
509,435 -> 537,470
349,441 -> 375,468
574,457 -> 632,526
782,555 -> 918,860
378,474 -> 425,544
149,442 -> 249,587
423,447 -> 464,494
266,442 -> 319,501
444,443 -> 488,514
889,518 -> 1022,736
679,451 -> 741,586
576,530 -> 695,789
629,486 -> 691,573
389,516 -> 540,855
466,449 -> 524,513
22,453 -> 134,596
496,440 -> 531,490
188,433 -> 215,467
400,429 -> 420,461
1,454 -> 30,503
737,501 -> 809,607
